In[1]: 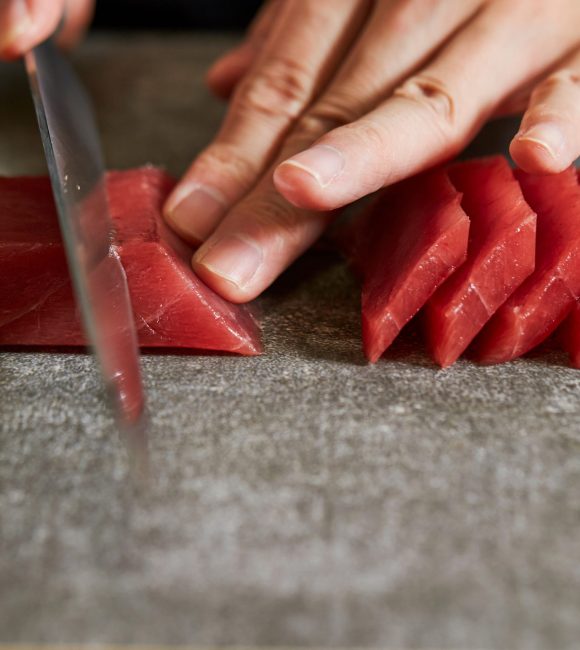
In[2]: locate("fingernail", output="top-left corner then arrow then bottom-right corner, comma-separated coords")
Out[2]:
194,234 -> 263,289
0,0 -> 33,52
279,144 -> 345,188
165,184 -> 227,243
517,123 -> 565,160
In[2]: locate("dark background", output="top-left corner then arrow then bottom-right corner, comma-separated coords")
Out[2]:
93,0 -> 262,30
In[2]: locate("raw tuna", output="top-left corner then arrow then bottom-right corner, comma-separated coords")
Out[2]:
354,168 -> 470,362
560,302 -> 580,368
474,166 -> 580,364
0,167 -> 262,355
558,168 -> 580,369
425,156 -> 537,367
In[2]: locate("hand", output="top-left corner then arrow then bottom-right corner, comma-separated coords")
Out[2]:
164,0 -> 580,304
0,0 -> 94,59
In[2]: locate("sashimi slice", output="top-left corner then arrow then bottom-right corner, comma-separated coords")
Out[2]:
474,166 -> 580,364
560,302 -> 580,368
0,168 -> 262,355
355,168 -> 470,363
425,156 -> 537,367
558,168 -> 580,369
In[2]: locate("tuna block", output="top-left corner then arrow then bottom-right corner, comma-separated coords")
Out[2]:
0,167 -> 262,355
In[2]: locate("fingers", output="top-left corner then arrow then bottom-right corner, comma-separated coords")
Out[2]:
299,0 -> 482,128
510,48 -> 580,174
192,173 -> 335,303
205,40 -> 259,101
163,0 -> 369,245
58,0 -> 95,50
186,0 -> 580,305
0,0 -> 93,59
187,0 -> 482,301
206,0 -> 282,100
273,0 -> 482,209
0,0 -> 64,59
275,1 -> 580,211
177,0 -> 483,302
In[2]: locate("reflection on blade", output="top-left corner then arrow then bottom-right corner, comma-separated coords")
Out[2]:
25,39 -> 145,426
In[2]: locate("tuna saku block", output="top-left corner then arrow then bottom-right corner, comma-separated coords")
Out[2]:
0,167 -> 261,355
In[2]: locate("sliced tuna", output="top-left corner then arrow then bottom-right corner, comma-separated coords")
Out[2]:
425,156 -> 536,367
355,168 -> 470,362
474,166 -> 580,364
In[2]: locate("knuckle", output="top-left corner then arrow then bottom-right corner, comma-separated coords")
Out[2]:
394,73 -> 456,132
339,119 -> 391,192
196,143 -> 259,188
343,117 -> 388,153
243,194 -> 316,249
234,54 -> 313,120
538,69 -> 580,93
525,68 -> 580,123
524,105 -> 572,127
260,201 -> 303,246
290,95 -> 361,147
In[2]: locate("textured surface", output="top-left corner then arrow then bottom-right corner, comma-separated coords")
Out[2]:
1,33 -> 580,650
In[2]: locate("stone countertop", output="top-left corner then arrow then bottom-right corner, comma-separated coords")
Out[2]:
1,33 -> 579,650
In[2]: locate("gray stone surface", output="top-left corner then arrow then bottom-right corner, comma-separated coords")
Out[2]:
1,33 -> 580,650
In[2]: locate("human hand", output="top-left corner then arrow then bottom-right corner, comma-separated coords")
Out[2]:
0,0 -> 94,59
164,0 -> 580,303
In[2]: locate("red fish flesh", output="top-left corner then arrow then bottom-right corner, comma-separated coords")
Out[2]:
425,156 -> 537,367
0,167 -> 262,355
356,168 -> 470,363
474,166 -> 580,364
560,302 -> 580,368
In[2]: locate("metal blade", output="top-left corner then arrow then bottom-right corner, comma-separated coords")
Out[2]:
25,39 -> 145,426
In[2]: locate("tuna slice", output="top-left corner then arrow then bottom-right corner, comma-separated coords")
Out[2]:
0,167 -> 262,355
425,156 -> 537,367
560,302 -> 580,368
473,166 -> 580,364
356,168 -> 470,363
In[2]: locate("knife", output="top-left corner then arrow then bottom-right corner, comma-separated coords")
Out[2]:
24,39 -> 145,427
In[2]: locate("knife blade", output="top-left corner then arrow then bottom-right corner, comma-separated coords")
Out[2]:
24,39 -> 145,426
